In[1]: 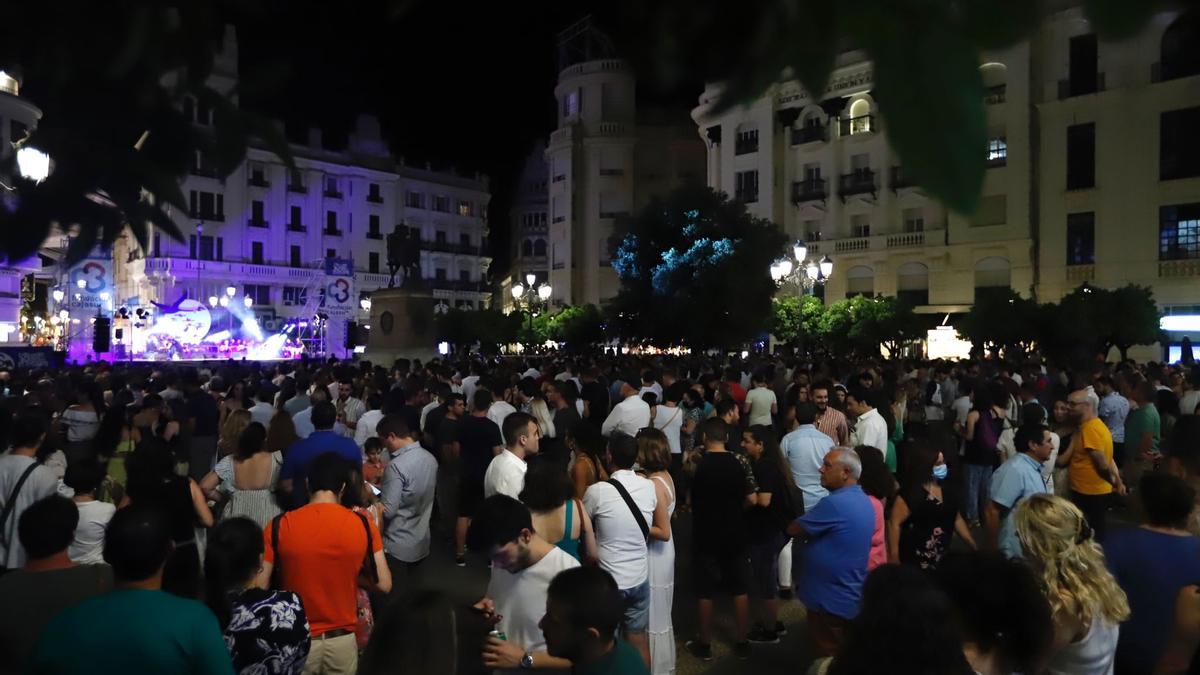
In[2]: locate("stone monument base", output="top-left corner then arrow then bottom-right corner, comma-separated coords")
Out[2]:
363,287 -> 439,364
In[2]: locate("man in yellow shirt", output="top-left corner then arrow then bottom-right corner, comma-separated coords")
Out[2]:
1062,386 -> 1125,540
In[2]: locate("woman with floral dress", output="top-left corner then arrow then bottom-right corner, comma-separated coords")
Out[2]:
887,443 -> 976,570
204,517 -> 310,674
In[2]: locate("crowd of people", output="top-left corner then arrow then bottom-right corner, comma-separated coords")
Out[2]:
0,352 -> 1199,673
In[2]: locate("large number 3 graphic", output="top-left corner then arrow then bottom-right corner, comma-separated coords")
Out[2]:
327,278 -> 350,304
72,262 -> 107,293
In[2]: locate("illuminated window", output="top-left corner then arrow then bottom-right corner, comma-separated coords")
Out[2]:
987,137 -> 1008,166
1161,203 -> 1200,260
1067,212 -> 1095,265
458,200 -> 473,217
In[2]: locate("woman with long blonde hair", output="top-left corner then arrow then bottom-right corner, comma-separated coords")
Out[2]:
217,408 -> 252,459
1014,493 -> 1130,674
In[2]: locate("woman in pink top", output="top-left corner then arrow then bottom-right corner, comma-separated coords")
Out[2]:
855,445 -> 896,571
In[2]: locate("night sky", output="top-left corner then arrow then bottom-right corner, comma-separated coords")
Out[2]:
231,0 -> 691,275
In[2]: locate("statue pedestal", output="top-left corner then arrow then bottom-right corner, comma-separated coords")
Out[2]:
364,287 -> 439,363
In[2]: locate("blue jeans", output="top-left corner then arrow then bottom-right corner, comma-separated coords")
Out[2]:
963,463 -> 993,522
617,579 -> 650,634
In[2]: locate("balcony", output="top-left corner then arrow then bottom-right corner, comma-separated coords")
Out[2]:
985,85 -> 1006,104
286,223 -> 306,233
838,114 -> 874,137
1066,264 -> 1095,282
791,124 -> 827,145
323,189 -> 343,199
890,166 -> 917,191
839,170 -> 876,200
734,137 -> 760,155
366,193 -> 383,204
287,183 -> 307,194
597,122 -> 627,137
189,210 -> 225,222
190,165 -> 221,179
423,240 -> 479,255
791,178 -> 827,204
366,230 -> 382,240
1159,259 -> 1200,278
1058,72 -> 1105,99
804,228 -> 945,257
248,218 -> 268,229
885,232 -> 925,249
323,228 -> 343,237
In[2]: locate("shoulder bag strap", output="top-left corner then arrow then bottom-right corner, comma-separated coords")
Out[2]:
268,513 -> 285,589
356,511 -> 379,583
0,463 -> 40,548
606,478 -> 649,543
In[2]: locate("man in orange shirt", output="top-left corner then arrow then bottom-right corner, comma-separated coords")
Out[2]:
1062,386 -> 1126,541
258,452 -> 392,675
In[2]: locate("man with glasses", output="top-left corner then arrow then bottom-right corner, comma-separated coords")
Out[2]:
985,423 -> 1052,558
1060,387 -> 1125,540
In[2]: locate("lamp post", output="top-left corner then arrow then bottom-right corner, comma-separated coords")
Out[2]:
770,240 -> 833,297
510,278 -> 553,347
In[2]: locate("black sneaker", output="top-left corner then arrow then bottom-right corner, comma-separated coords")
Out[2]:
685,640 -> 713,661
746,627 -> 780,644
455,554 -> 466,567
775,621 -> 788,636
734,640 -> 752,659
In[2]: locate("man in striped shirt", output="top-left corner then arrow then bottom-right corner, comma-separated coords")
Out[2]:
811,383 -> 849,446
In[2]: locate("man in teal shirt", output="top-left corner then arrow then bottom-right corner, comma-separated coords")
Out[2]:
28,506 -> 233,675
540,567 -> 649,675
1124,380 -> 1162,491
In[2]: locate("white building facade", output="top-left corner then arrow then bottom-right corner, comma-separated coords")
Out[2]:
109,29 -> 492,356
0,71 -> 44,343
692,5 -> 1200,357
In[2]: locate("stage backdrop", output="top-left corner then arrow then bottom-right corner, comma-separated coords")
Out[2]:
323,258 -> 354,358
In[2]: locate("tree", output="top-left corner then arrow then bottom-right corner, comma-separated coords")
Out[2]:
1104,284 -> 1161,361
770,294 -> 827,351
435,308 -> 520,353
848,295 -> 922,357
616,0 -> 1167,216
546,304 -> 605,351
958,288 -> 1039,358
0,3 -> 292,264
610,184 -> 787,349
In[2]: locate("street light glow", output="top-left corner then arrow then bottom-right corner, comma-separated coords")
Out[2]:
208,296 -> 218,308
511,283 -> 525,299
51,289 -> 64,303
537,283 -> 552,300
226,285 -> 236,297
16,147 -> 51,183
793,240 -> 807,263
819,255 -> 834,278
76,278 -> 87,289
219,296 -> 229,307
243,295 -> 253,308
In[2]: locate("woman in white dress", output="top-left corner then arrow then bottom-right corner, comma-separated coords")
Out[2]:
1014,494 -> 1129,675
637,428 -> 676,675
651,384 -> 686,475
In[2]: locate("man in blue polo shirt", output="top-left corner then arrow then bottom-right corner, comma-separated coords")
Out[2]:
985,423 -> 1051,558
280,400 -> 362,508
786,447 -> 874,659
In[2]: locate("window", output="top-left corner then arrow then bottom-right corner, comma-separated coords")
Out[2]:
1160,14 -> 1200,81
459,270 -> 470,282
846,99 -> 873,135
369,252 -> 380,273
1161,107 -> 1200,181
1067,33 -> 1099,97
735,128 -> 759,155
283,286 -> 308,306
1066,212 -> 1096,265
803,219 -> 822,241
367,183 -> 382,203
522,239 -> 533,257
289,206 -> 303,230
735,170 -> 759,203
324,176 -> 341,197
326,248 -> 336,259
189,190 -> 224,220
851,154 -> 870,174
534,239 -> 547,256
249,164 -> 267,186
152,234 -> 161,258
903,208 -> 925,233
290,245 -> 301,267
433,195 -> 450,212
1066,123 -> 1096,190
325,211 -> 339,234
243,284 -> 270,306
217,237 -> 223,261
435,230 -> 447,243
971,195 -> 1008,227
459,233 -> 471,248
405,191 -> 425,209
1161,203 -> 1200,260
458,200 -> 473,217
189,235 -> 214,261
435,268 -> 447,281
987,137 -> 1007,166
563,88 -> 580,119
251,241 -> 264,265
250,200 -> 265,226
804,163 -> 822,181
851,214 -> 871,238
368,215 -> 381,238
288,169 -> 305,192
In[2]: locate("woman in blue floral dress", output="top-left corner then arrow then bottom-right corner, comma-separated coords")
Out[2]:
205,517 -> 310,674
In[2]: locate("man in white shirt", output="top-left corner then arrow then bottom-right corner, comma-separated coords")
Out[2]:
601,381 -> 651,438
0,416 -> 59,568
292,388 -> 348,439
335,381 -> 366,439
471,495 -> 577,672
780,402 -> 837,511
484,412 -> 540,499
846,387 -> 888,452
638,371 -> 663,404
353,393 -> 385,449
488,392 -> 518,432
744,372 -> 778,427
582,435 -> 656,665
461,367 -> 482,411
248,386 -> 275,429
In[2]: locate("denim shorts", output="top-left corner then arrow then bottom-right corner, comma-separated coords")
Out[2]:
617,579 -> 651,633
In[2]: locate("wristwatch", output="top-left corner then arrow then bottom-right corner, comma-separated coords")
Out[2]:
520,652 -> 534,669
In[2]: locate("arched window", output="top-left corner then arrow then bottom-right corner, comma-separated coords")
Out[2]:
848,98 -> 872,135
974,256 -> 1011,301
1161,12 -> 1200,81
846,265 -> 874,297
521,239 -> 533,257
896,262 -> 930,307
533,239 -> 547,257
980,63 -> 1007,103
735,122 -> 759,155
